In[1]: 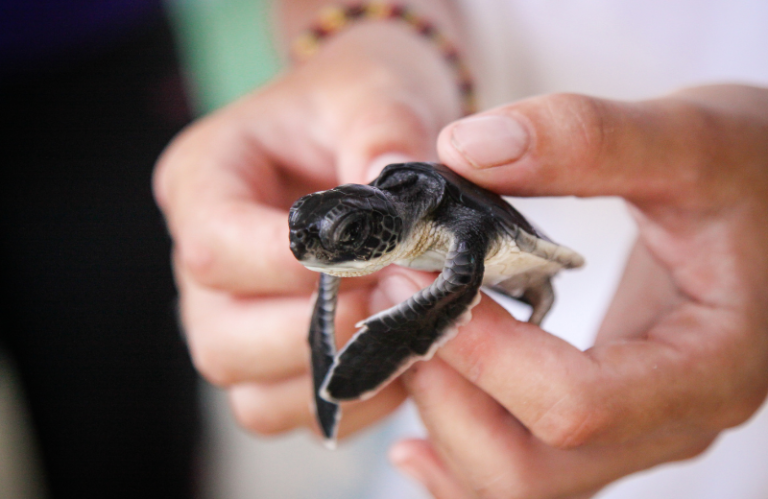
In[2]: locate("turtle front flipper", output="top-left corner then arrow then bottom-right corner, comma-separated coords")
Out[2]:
309,273 -> 341,446
321,232 -> 488,403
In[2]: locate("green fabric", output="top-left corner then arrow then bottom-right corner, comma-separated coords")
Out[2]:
168,0 -> 282,113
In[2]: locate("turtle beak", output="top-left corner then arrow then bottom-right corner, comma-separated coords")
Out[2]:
289,235 -> 306,261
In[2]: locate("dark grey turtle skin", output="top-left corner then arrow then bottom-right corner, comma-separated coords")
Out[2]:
288,162 -> 583,445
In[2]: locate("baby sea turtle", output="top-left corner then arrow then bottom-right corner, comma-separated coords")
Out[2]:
288,162 -> 584,445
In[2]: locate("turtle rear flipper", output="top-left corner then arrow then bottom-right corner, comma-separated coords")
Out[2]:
321,233 -> 488,403
490,275 -> 555,326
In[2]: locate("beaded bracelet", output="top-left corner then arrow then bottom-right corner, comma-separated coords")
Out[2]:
291,2 -> 477,115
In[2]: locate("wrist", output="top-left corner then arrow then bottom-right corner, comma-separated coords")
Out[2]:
281,2 -> 472,129
322,21 -> 465,119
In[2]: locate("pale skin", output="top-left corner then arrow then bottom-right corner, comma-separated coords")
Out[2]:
153,1 -> 768,497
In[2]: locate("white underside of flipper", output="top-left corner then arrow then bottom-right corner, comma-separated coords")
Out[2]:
320,291 -> 483,404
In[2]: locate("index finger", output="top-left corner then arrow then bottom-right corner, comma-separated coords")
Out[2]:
155,113 -> 320,295
172,202 -> 317,295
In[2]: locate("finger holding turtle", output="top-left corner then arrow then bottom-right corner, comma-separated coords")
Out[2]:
385,85 -> 768,497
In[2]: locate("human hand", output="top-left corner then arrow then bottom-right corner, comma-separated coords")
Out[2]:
386,85 -> 768,497
152,20 -> 464,439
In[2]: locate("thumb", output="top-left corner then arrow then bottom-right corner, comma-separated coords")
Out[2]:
436,92 -> 726,203
334,101 -> 439,184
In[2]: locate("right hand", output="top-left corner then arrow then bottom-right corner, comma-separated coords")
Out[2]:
152,22 -> 462,439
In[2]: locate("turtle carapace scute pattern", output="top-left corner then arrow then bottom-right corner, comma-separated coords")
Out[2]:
288,162 -> 584,445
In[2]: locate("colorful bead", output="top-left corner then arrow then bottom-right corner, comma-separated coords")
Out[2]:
290,2 -> 476,115
317,6 -> 350,32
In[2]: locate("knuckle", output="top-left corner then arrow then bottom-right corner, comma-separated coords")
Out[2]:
694,316 -> 768,430
152,154 -> 173,212
151,125 -> 194,211
176,201 -> 280,293
659,101 -> 720,204
175,205 -> 241,285
347,100 -> 432,157
540,93 -> 610,169
174,203 -> 243,288
475,483 -> 528,499
230,390 -> 295,435
531,390 -> 608,449
233,409 -> 285,436
468,470 -> 542,499
675,435 -> 717,461
187,335 -> 240,387
177,236 -> 217,283
731,392 -> 767,425
710,375 -> 768,431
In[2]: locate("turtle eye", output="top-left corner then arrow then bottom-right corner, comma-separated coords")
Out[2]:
335,215 -> 370,249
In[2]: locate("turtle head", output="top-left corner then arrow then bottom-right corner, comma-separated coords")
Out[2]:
289,184 -> 404,276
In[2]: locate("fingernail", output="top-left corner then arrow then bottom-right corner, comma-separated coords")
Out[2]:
366,152 -> 417,183
450,115 -> 530,168
369,274 -> 420,313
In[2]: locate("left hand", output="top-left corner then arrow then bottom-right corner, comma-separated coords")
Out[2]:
381,85 -> 768,498
153,17 -> 462,441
